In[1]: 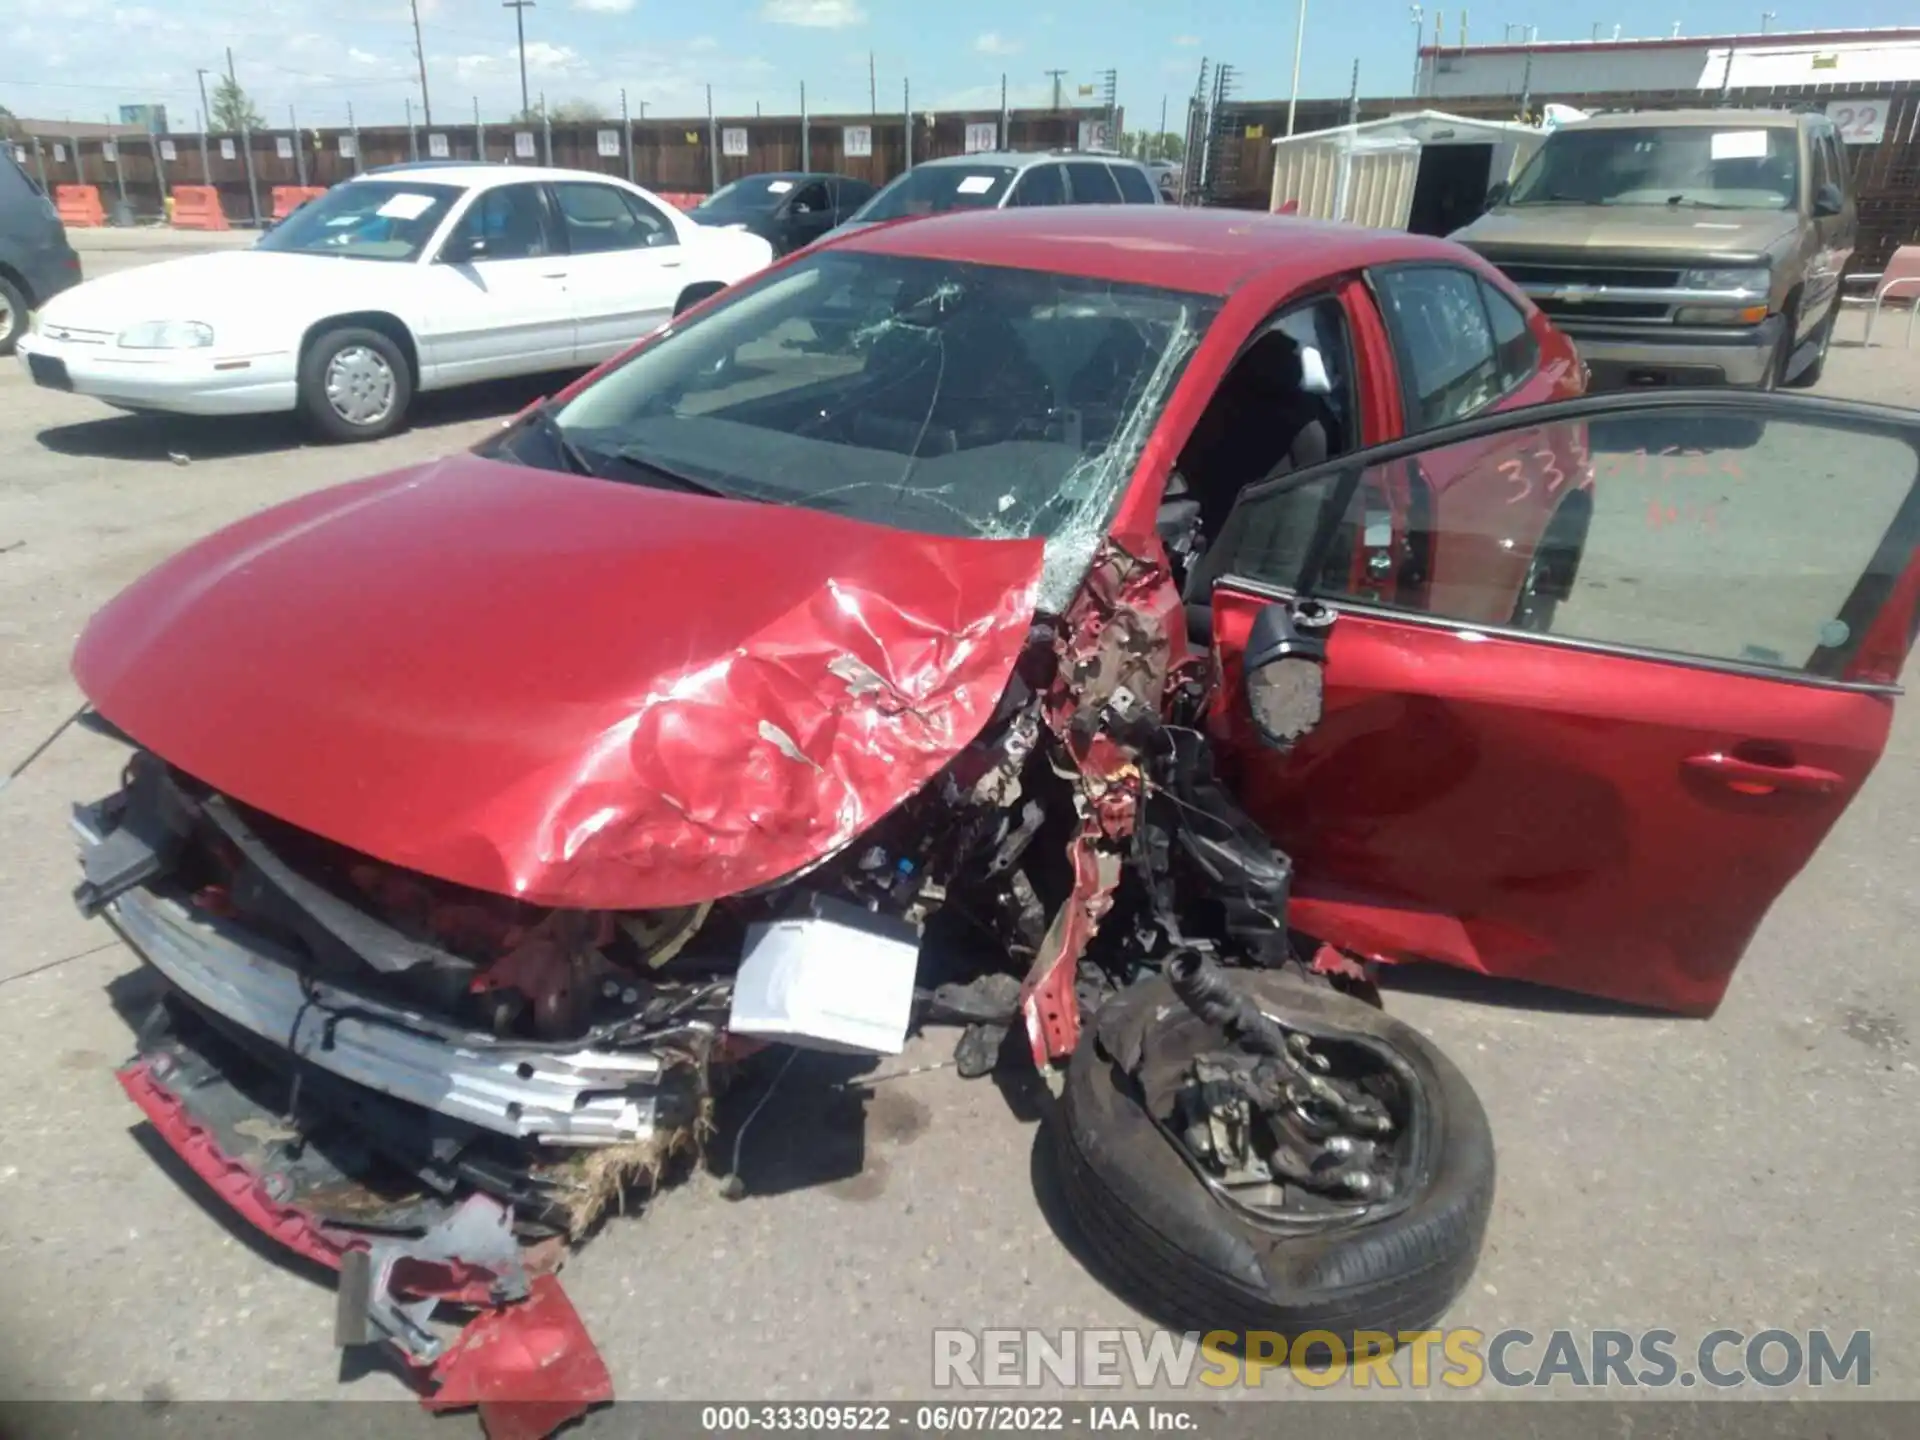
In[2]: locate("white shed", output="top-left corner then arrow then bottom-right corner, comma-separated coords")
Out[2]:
1269,110 -> 1554,235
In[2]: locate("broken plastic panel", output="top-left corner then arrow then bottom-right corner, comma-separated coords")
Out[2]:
729,895 -> 919,1054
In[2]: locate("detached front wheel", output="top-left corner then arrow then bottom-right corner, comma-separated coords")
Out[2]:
299,325 -> 412,442
1053,964 -> 1495,1340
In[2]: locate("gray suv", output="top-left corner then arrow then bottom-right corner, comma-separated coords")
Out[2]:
0,150 -> 82,355
838,150 -> 1162,234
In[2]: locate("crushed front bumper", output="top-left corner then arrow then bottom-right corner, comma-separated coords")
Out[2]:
73,804 -> 699,1147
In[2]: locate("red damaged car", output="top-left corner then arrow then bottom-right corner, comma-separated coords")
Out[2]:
68,206 -> 1920,1416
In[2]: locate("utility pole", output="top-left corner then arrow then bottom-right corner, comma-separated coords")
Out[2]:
869,51 -> 876,115
194,68 -> 212,184
504,0 -> 535,118
1045,68 -> 1067,110
1409,5 -> 1425,95
621,88 -> 634,180
406,96 -> 417,161
999,73 -> 1009,150
348,100 -> 362,174
228,47 -> 260,225
1346,56 -> 1360,124
475,95 -> 486,163
410,0 -> 433,127
1285,0 -> 1308,137
800,81 -> 810,170
1761,11 -> 1775,34
903,77 -> 912,167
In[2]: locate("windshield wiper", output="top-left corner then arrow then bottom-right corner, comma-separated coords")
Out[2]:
1664,197 -> 1745,210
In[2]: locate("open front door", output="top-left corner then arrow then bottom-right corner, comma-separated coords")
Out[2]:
1206,392 -> 1920,1015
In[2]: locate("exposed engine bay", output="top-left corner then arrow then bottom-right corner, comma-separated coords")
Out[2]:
73,537 -> 1375,1432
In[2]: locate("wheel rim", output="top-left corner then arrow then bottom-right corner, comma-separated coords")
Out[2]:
0,295 -> 15,337
323,345 -> 396,426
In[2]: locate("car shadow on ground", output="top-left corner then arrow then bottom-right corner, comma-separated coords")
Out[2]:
34,371 -> 583,463
1373,962 -> 1675,1017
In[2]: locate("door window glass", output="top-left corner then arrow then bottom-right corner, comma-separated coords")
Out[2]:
1480,280 -> 1539,393
1009,163 -> 1067,207
1372,265 -> 1501,431
1065,161 -> 1123,204
790,180 -> 831,215
444,183 -> 552,261
555,181 -> 675,253
1112,164 -> 1158,203
1213,404 -> 1920,679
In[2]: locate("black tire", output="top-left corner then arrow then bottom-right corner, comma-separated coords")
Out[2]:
1054,968 -> 1494,1341
298,325 -> 412,442
1508,496 -> 1591,635
0,275 -> 28,357
1785,302 -> 1836,390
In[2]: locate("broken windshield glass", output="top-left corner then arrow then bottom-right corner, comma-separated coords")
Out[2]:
549,251 -> 1219,609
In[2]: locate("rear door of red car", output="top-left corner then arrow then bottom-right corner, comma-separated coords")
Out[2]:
1205,392 -> 1920,1015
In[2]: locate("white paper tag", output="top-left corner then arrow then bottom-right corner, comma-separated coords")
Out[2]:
1709,130 -> 1769,160
428,132 -> 449,158
376,192 -> 435,220
339,134 -> 358,158
275,136 -> 292,159
159,139 -> 177,161
956,175 -> 996,195
766,179 -> 794,193
514,131 -> 536,159
219,138 -> 235,160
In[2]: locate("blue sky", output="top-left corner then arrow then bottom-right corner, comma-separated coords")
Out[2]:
5,0 -> 1916,131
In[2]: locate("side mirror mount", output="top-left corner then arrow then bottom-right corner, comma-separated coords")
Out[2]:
441,234 -> 486,265
1483,179 -> 1511,211
1813,182 -> 1844,217
1242,599 -> 1335,749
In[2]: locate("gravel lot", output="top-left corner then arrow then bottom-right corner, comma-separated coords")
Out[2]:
1,230 -> 1915,1414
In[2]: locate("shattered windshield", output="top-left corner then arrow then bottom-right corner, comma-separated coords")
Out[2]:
546,251 -> 1216,607
1506,126 -> 1799,210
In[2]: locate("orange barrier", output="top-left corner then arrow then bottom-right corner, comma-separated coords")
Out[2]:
54,184 -> 106,228
271,185 -> 326,221
655,191 -> 705,212
170,185 -> 230,232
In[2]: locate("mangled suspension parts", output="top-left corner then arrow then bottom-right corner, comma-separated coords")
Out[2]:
1165,950 -> 1401,1207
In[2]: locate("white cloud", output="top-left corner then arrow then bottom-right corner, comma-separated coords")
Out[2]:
688,35 -> 718,51
974,32 -> 1021,56
523,40 -> 585,75
760,0 -> 864,29
348,47 -> 381,65
454,53 -> 501,83
573,0 -> 634,10
1175,35 -> 1200,47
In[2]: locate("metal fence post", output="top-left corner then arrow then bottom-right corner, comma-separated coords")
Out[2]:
542,96 -> 552,165
106,127 -> 129,214
291,105 -> 308,187
903,78 -> 912,168
239,120 -> 260,224
407,97 -> 418,161
31,135 -> 47,191
621,89 -> 634,181
800,81 -> 809,171
73,135 -> 85,183
707,84 -> 719,191
151,123 -> 171,209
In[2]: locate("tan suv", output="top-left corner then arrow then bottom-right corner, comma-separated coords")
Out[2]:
1451,108 -> 1855,390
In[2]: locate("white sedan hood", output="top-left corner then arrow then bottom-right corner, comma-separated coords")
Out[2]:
39,251 -> 390,334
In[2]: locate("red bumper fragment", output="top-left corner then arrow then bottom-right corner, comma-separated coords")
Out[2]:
116,1057 -> 613,1437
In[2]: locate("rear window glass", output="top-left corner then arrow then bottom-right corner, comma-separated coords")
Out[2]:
854,165 -> 1016,221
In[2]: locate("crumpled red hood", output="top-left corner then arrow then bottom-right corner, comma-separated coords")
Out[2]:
74,454 -> 1045,908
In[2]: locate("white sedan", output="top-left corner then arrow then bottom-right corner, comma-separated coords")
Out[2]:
16,165 -> 775,440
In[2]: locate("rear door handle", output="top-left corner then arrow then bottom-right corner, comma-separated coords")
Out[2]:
1684,752 -> 1844,794
541,271 -> 568,280
659,260 -> 683,269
